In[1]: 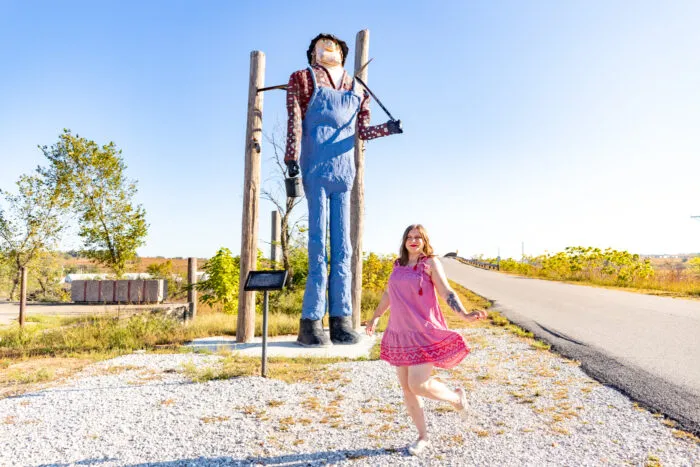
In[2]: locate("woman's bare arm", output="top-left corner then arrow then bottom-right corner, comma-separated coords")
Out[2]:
428,257 -> 487,322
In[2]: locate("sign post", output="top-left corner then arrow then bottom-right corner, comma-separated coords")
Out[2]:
243,270 -> 288,377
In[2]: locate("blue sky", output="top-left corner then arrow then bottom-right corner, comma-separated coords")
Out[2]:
1,1 -> 698,260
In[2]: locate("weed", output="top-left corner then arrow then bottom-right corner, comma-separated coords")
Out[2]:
531,340 -> 551,351
672,429 -> 700,444
645,453 -> 662,467
200,416 -> 230,424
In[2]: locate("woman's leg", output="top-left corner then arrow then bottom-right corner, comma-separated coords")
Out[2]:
396,366 -> 428,440
407,363 -> 464,409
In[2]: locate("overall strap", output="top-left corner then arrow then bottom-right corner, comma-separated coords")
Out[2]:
307,66 -> 318,91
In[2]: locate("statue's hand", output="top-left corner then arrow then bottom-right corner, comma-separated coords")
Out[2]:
387,119 -> 403,135
286,160 -> 300,178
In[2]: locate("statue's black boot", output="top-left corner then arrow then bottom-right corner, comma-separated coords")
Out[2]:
296,318 -> 331,347
329,316 -> 361,345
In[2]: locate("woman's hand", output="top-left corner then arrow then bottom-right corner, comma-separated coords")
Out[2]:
365,317 -> 380,336
463,310 -> 488,322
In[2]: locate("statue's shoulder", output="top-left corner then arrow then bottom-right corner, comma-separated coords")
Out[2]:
290,67 -> 312,80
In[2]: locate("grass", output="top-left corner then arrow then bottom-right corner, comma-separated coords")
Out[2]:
179,352 -> 352,384
468,256 -> 700,299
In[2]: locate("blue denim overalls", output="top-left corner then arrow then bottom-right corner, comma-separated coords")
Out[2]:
300,67 -> 361,320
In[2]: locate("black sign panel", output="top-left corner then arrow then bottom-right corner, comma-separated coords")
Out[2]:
243,270 -> 288,291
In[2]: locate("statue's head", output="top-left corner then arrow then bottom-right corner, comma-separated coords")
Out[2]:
307,33 -> 348,67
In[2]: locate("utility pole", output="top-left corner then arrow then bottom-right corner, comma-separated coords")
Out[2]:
238,50 -> 265,343
350,29 -> 370,331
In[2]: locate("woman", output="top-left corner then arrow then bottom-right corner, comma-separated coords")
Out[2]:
366,224 -> 487,456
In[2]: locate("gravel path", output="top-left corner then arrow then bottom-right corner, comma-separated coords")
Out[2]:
2,326 -> 699,466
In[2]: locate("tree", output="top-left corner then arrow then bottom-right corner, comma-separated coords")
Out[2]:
0,173 -> 66,300
195,247 -> 240,314
32,249 -> 67,301
688,257 -> 700,275
261,127 -> 306,287
146,260 -> 173,279
40,130 -> 148,277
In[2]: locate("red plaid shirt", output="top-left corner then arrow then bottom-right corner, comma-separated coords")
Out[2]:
284,65 -> 391,162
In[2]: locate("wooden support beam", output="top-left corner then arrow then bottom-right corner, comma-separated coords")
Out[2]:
238,50 -> 265,343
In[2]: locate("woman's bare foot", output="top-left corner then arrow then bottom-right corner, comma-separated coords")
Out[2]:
453,388 -> 468,419
408,437 -> 430,456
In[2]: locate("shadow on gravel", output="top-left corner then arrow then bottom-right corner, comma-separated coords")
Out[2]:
38,457 -> 119,466
124,447 -> 402,466
4,381 -> 192,400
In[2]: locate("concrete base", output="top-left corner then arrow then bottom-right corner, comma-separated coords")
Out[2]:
185,327 -> 377,359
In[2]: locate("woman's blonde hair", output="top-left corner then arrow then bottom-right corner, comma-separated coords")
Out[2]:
398,224 -> 434,266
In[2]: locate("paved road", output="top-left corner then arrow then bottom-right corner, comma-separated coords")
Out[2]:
0,302 -> 185,326
442,257 -> 700,435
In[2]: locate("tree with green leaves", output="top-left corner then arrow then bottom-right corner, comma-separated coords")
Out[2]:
40,130 -> 148,278
146,260 -> 173,279
32,249 -> 67,301
688,257 -> 700,275
0,173 -> 66,299
196,247 -> 240,314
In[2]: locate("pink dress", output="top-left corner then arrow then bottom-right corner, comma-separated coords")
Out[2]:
380,257 -> 470,368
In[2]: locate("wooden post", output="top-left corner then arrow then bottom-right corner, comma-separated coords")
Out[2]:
271,210 -> 281,265
19,266 -> 27,327
351,29 -> 369,330
238,50 -> 265,343
187,257 -> 197,319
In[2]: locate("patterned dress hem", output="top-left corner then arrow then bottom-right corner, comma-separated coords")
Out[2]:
380,333 -> 470,369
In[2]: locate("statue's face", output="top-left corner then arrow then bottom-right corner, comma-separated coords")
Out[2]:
314,38 -> 342,67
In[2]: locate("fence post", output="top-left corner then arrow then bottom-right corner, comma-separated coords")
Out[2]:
19,267 -> 27,327
187,257 -> 197,320
271,210 -> 281,265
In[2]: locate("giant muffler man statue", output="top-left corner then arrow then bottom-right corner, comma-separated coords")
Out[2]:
285,33 -> 403,346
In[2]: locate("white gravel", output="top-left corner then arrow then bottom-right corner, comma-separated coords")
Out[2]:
1,327 -> 699,466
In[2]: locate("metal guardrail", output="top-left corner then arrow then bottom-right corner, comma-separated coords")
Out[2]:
452,256 -> 500,271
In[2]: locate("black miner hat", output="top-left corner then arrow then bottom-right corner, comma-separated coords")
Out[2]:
307,33 -> 349,66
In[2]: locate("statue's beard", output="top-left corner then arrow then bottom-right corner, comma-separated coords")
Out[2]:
316,50 -> 342,68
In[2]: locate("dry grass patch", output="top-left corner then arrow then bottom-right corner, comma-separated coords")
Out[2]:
200,415 -> 230,424
178,353 -> 350,384
0,356 -> 95,399
671,429 -> 700,444
101,364 -> 143,375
